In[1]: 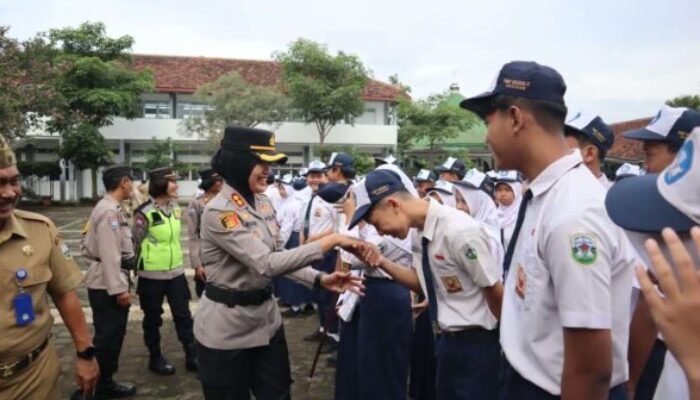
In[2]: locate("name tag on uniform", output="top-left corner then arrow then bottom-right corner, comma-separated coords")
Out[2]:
14,293 -> 35,326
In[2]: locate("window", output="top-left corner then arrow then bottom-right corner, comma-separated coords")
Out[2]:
143,101 -> 171,119
355,109 -> 377,125
177,102 -> 213,119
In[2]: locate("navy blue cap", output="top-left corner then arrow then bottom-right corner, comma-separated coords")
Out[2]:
348,169 -> 406,229
624,106 -> 700,147
292,176 -> 307,191
434,157 -> 467,177
460,61 -> 567,119
565,111 -> 615,156
317,182 -> 351,203
414,169 -> 437,183
326,152 -> 355,170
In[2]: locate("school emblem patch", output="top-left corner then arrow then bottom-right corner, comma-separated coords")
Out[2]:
440,275 -> 463,293
515,263 -> 526,299
219,212 -> 240,230
464,244 -> 478,261
313,208 -> 322,218
570,234 -> 598,265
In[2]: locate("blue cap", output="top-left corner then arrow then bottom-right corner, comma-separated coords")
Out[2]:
348,169 -> 407,229
434,157 -> 467,177
414,169 -> 437,183
460,61 -> 567,119
292,176 -> 307,191
307,160 -> 326,173
565,111 -> 615,156
317,182 -> 351,203
326,152 -> 355,170
623,105 -> 700,147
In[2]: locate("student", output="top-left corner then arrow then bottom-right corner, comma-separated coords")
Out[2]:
564,111 -> 615,188
350,169 -> 503,399
414,169 -> 437,198
460,60 -> 635,399
492,170 -> 523,249
434,157 -> 467,182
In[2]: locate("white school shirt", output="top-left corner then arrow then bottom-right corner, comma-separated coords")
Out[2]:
500,150 -> 636,395
412,199 -> 502,332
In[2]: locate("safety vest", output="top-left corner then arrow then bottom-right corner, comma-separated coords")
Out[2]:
138,204 -> 183,271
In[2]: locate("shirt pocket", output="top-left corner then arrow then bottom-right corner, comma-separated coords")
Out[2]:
21,263 -> 53,303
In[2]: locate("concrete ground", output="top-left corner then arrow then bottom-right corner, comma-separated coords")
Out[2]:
28,204 -> 336,400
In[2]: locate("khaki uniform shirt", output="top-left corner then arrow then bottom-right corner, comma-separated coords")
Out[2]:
194,183 -> 324,350
82,195 -> 133,295
185,195 -> 209,270
0,210 -> 82,362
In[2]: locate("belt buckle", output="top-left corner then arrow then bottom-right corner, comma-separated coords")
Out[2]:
0,361 -> 19,378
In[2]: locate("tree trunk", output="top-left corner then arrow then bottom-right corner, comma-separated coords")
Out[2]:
91,168 -> 98,200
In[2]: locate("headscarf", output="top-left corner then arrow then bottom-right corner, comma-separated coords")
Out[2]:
495,181 -> 522,229
454,183 -> 502,234
211,148 -> 259,207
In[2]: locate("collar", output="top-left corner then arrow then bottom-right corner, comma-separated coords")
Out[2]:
0,212 -> 28,245
528,149 -> 583,198
421,198 -> 441,242
104,194 -> 120,207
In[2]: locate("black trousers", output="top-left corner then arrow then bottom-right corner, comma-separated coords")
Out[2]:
137,274 -> 194,353
88,289 -> 129,381
197,327 -> 292,400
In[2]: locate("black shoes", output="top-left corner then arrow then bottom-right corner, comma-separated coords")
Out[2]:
70,378 -> 136,399
319,340 -> 339,355
149,354 -> 176,375
303,331 -> 326,342
184,343 -> 198,372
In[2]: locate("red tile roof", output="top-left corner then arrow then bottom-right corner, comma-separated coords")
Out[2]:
607,117 -> 651,161
131,54 -> 405,101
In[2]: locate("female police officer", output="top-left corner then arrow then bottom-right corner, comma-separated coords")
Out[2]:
194,126 -> 365,400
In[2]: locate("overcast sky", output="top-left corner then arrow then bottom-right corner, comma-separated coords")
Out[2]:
3,0 -> 698,121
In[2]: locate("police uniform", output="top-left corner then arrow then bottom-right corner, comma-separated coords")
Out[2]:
133,167 -> 196,375
194,126 -> 328,399
186,168 -> 221,298
0,135 -> 83,400
81,165 -> 138,396
499,150 -> 635,398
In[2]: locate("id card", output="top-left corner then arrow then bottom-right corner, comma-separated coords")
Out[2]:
13,293 -> 35,326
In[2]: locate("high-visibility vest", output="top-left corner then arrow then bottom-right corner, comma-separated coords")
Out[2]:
138,204 -> 183,271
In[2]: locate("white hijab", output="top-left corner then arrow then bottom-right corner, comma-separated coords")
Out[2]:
454,184 -> 501,234
495,181 -> 522,229
428,189 -> 457,209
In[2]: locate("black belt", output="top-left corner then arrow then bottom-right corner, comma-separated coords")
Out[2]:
205,284 -> 273,307
364,276 -> 394,282
440,327 -> 499,343
0,336 -> 50,379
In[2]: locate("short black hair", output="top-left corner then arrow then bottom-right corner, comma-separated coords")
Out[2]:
565,129 -> 606,161
199,177 -> 221,192
331,166 -> 357,180
491,95 -> 568,133
103,174 -> 130,192
148,178 -> 170,198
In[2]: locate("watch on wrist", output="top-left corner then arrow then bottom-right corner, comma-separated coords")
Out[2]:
313,273 -> 324,289
76,346 -> 96,360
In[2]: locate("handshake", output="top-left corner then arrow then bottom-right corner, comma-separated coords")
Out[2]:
334,235 -> 384,269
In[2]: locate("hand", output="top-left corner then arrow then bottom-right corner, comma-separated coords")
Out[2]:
115,292 -> 131,307
320,272 -> 365,296
195,266 -> 206,282
75,357 -> 99,396
412,299 -> 429,319
335,234 -> 365,250
636,227 -> 700,386
349,243 -> 383,268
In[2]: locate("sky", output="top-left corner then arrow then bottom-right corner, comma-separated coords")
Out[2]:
2,0 -> 699,122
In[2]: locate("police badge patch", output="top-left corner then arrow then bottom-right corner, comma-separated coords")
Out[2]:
570,234 -> 598,265
219,212 -> 240,230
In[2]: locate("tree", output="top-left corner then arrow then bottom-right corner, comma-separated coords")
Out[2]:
47,22 -> 154,198
0,27 -> 58,140
274,39 -> 369,146
182,72 -> 289,143
397,91 -> 477,156
315,145 -> 375,176
666,95 -> 700,111
143,137 -> 188,173
58,122 -> 113,194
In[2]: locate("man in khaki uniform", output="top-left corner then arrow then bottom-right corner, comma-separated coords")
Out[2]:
0,134 -> 98,399
81,165 -> 138,398
185,168 -> 223,298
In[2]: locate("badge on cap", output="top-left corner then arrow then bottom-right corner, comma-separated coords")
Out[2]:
664,140 -> 693,185
21,245 -> 34,257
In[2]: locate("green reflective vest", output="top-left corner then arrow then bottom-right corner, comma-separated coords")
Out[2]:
138,204 -> 183,271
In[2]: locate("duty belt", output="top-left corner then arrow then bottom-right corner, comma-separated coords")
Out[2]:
205,283 -> 273,307
0,336 -> 50,379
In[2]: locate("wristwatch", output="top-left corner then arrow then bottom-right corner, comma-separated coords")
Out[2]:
313,273 -> 324,289
76,346 -> 96,360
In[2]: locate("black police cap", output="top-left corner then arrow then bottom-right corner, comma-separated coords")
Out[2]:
221,126 -> 288,164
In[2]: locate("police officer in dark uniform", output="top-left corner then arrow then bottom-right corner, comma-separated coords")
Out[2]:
193,126 -> 365,400
81,165 -> 138,398
133,167 -> 197,375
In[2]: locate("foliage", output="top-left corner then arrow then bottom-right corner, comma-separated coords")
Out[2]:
274,39 -> 369,145
397,91 -> 477,155
314,145 -> 375,176
143,137 -> 188,173
58,122 -> 113,170
666,95 -> 700,111
182,72 -> 289,142
17,160 -> 62,179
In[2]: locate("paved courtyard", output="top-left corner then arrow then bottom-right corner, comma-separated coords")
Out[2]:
28,204 -> 336,400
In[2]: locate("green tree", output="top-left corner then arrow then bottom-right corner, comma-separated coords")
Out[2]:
397,91 -> 477,156
666,95 -> 700,111
47,22 -> 154,198
183,72 -> 289,143
315,145 -> 375,176
0,27 -> 58,140
58,123 -> 113,192
143,137 -> 188,173
274,39 -> 369,146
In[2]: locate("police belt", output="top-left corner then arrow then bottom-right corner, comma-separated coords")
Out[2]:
439,327 -> 499,343
0,336 -> 50,379
205,284 -> 273,307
